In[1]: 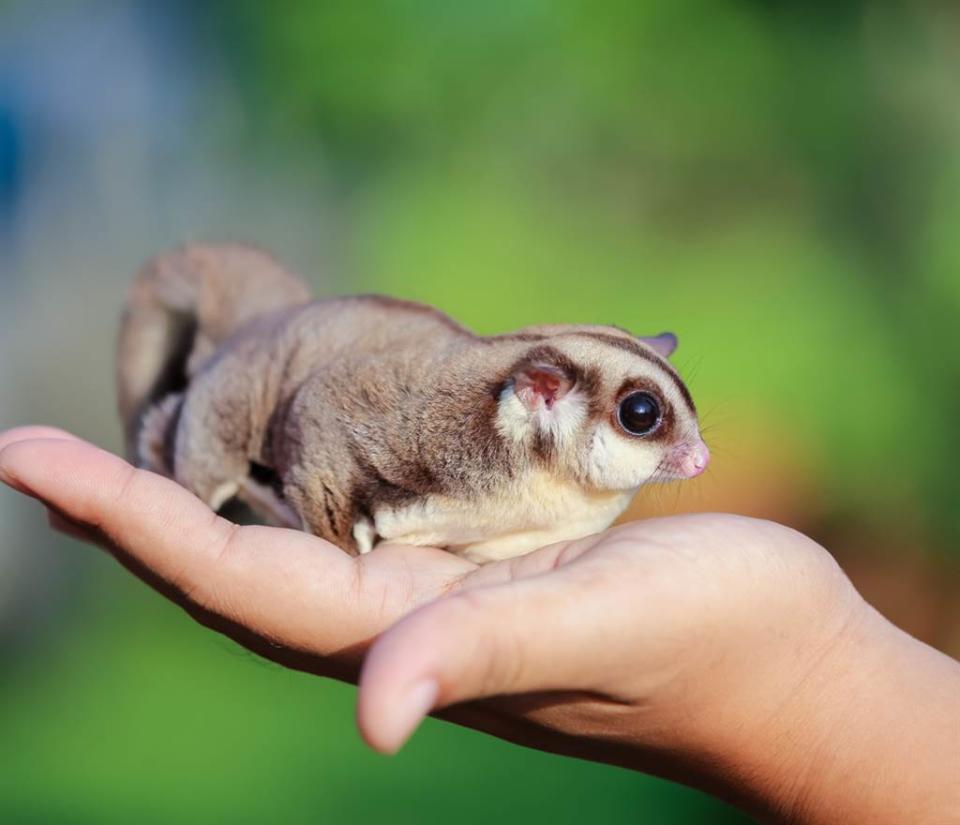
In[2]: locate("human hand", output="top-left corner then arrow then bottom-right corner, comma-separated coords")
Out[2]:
1,427 -> 957,825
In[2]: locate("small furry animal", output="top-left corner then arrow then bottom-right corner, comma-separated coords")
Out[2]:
117,243 -> 709,562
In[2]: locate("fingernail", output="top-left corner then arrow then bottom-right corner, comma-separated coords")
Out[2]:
386,678 -> 439,754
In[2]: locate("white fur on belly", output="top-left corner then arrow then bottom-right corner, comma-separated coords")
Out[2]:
373,470 -> 634,561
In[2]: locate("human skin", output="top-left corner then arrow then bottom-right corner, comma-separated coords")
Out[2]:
0,426 -> 957,824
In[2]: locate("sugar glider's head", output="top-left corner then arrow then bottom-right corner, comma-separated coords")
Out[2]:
495,326 -> 709,490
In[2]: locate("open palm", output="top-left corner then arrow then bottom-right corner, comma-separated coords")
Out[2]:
0,426 -> 856,794
5,426 -> 958,825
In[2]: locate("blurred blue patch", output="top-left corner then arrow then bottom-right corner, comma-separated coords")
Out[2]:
0,92 -> 22,236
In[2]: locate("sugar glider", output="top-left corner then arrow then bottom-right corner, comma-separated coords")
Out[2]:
117,243 -> 710,563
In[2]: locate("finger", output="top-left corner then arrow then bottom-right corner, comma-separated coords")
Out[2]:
0,426 -> 83,452
0,438 -> 387,655
1,429 -> 117,545
357,568 -> 617,754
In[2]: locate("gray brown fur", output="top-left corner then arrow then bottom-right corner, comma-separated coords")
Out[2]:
117,243 -> 705,560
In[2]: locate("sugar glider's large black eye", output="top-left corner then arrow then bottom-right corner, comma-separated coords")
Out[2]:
618,392 -> 662,436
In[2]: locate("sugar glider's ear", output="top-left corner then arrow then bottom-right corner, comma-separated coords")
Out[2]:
512,362 -> 575,412
499,350 -> 585,444
639,332 -> 678,359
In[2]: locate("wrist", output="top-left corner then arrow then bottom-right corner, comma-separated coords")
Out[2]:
715,597 -> 960,824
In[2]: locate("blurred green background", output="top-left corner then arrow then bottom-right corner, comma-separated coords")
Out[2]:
1,1 -> 958,823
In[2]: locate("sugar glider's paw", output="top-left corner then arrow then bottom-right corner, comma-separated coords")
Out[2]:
352,517 -> 378,555
237,476 -> 300,529
137,392 -> 183,476
208,481 -> 241,512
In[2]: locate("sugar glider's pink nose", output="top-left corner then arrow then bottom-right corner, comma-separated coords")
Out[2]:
680,439 -> 711,478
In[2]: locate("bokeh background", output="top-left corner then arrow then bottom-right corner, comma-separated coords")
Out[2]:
1,1 -> 959,823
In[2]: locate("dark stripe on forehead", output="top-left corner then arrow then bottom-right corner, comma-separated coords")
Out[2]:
492,328 -> 696,415
571,331 -> 655,360
571,331 -> 697,415
493,332 -> 549,344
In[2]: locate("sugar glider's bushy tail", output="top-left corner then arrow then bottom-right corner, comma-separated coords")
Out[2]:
117,242 -> 312,461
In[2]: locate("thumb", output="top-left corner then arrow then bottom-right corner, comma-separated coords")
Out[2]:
357,569 -> 613,754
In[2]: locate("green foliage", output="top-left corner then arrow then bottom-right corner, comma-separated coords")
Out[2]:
204,0 -> 960,546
